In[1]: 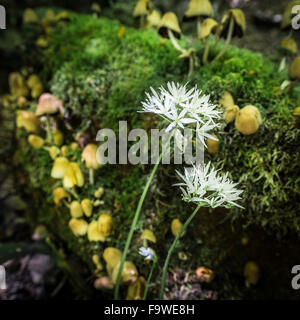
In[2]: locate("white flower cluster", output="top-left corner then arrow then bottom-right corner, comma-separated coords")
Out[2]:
175,162 -> 244,209
139,246 -> 154,260
140,82 -> 221,146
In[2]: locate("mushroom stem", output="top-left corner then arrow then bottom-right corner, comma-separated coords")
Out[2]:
89,168 -> 94,185
188,55 -> 194,77
67,187 -> 79,200
167,29 -> 185,53
45,115 -> 53,144
197,16 -> 201,39
62,199 -> 70,208
203,37 -> 210,65
214,16 -> 234,61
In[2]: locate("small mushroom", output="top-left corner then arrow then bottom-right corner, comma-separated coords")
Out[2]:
23,8 -> 39,24
16,111 -> 40,133
61,145 -> 69,156
49,146 -> 61,159
28,134 -> 44,149
244,261 -> 260,285
88,221 -> 106,242
81,199 -> 93,217
32,225 -> 48,241
171,218 -> 185,238
235,105 -> 262,135
91,2 -> 101,16
126,276 -> 146,300
280,38 -> 298,55
200,18 -> 218,64
82,143 -> 100,185
53,187 -> 70,205
94,277 -> 114,290
224,105 -> 240,123
35,93 -> 64,117
103,247 -> 122,276
214,9 -> 246,61
111,261 -> 138,285
184,0 -> 214,38
9,72 -> 29,97
98,213 -> 113,237
63,162 -> 84,189
94,187 -> 104,198
133,0 -> 153,28
219,91 -> 235,109
51,157 -> 69,179
92,254 -> 103,272
289,56 -> 300,80
69,218 -> 88,237
178,48 -> 197,77
18,96 -> 28,108
141,229 -> 157,245
70,201 -> 83,218
51,129 -> 64,146
145,10 -> 161,29
207,134 -> 219,154
157,12 -> 184,53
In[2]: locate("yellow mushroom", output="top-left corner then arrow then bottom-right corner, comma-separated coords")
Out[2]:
94,277 -> 114,290
280,38 -> 298,55
60,145 -> 69,157
92,254 -> 103,271
184,0 -> 214,38
224,104 -> 239,123
215,9 -> 246,61
145,9 -> 161,29
51,129 -> 64,146
28,134 -> 44,149
111,261 -> 138,285
63,162 -> 84,188
171,218 -> 185,238
53,187 -> 70,205
141,229 -> 156,243
244,261 -> 260,285
219,91 -> 235,109
35,93 -> 64,117
18,96 -> 28,108
103,247 -> 122,276
235,105 -> 262,135
94,187 -> 104,198
69,218 -> 88,237
200,18 -> 218,64
133,0 -> 153,27
23,8 -> 39,24
51,157 -> 69,179
70,201 -> 83,218
49,146 -> 61,159
88,221 -> 106,242
207,134 -> 219,154
98,214 -> 113,237
16,110 -> 40,133
81,199 -> 93,217
289,56 -> 300,80
126,276 -> 146,300
9,72 -> 29,97
82,143 -> 100,184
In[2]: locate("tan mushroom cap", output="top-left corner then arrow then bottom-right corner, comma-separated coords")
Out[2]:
141,229 -> 156,243
178,48 -> 196,59
281,1 -> 300,29
235,105 -> 262,135
16,111 -> 40,133
133,0 -> 153,17
69,218 -> 88,236
28,134 -> 44,149
219,9 -> 246,38
111,261 -> 138,284
224,104 -> 240,123
53,187 -> 70,205
158,12 -> 182,39
171,218 -> 185,238
244,261 -> 260,285
199,18 -> 218,39
82,143 -> 100,169
280,38 -> 298,55
88,221 -> 106,242
289,56 -> 300,80
219,91 -> 234,109
145,9 -> 161,29
184,0 -> 214,19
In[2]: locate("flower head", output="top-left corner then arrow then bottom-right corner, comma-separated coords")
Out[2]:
139,246 -> 154,260
175,162 -> 244,209
139,82 -> 221,147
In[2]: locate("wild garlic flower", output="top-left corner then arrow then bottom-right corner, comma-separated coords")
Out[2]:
139,246 -> 154,260
140,82 -> 221,145
175,162 -> 244,209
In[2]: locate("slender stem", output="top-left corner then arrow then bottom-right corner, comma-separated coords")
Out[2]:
45,115 -> 53,144
143,255 -> 157,300
197,16 -> 201,39
203,37 -> 210,65
188,55 -> 194,77
89,168 -> 94,185
159,203 -> 202,299
214,16 -> 234,61
114,133 -> 173,300
167,29 -> 185,53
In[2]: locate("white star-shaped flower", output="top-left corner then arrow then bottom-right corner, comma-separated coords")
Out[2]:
139,246 -> 154,260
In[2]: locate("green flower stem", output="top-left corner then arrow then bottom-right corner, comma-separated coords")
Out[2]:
143,255 -> 157,300
114,133 -> 173,300
159,202 -> 202,299
203,37 -> 210,65
214,16 -> 234,61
